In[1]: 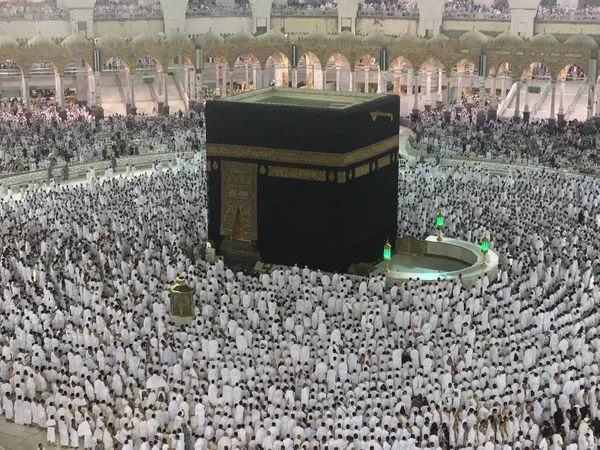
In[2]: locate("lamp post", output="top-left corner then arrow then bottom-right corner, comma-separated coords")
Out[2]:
383,239 -> 392,275
480,236 -> 489,268
436,212 -> 445,242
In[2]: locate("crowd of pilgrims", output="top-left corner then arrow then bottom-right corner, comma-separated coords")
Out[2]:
409,105 -> 600,173
0,100 -> 204,175
0,123 -> 600,450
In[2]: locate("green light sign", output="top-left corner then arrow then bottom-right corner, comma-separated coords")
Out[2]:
383,247 -> 391,260
436,213 -> 445,228
480,238 -> 489,253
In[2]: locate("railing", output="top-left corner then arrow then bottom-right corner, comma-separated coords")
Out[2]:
357,10 -> 418,18
186,9 -> 251,17
271,8 -> 338,16
0,12 -> 69,20
29,68 -> 55,77
0,69 -> 21,78
115,74 -> 128,105
537,12 -> 600,22
497,79 -> 517,117
442,12 -> 510,20
530,78 -> 551,117
149,82 -> 159,111
173,73 -> 190,111
565,80 -> 586,120
93,11 -> 163,19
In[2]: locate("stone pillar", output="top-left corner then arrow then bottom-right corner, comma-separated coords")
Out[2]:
488,75 -> 497,120
336,66 -> 341,91
415,0 -> 445,37
426,72 -> 432,105
364,68 -> 369,93
253,66 -> 257,89
222,69 -> 227,95
196,71 -> 202,107
558,78 -> 565,126
22,78 -> 30,112
349,71 -> 354,92
394,70 -> 400,95
163,73 -> 170,115
159,0 -> 189,34
292,68 -> 298,89
229,70 -> 234,95
215,66 -> 221,96
129,72 -> 137,115
501,74 -> 507,101
412,72 -> 420,118
513,79 -> 521,122
548,79 -> 557,128
477,75 -> 486,125
437,68 -> 443,100
245,63 -> 250,87
507,0 -> 541,40
457,72 -> 462,103
336,0 -> 360,33
523,78 -> 530,123
63,0 -> 95,38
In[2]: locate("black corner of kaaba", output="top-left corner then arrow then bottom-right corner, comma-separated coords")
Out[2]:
205,89 -> 399,273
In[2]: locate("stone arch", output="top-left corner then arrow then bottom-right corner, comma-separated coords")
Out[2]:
450,58 -> 475,75
418,57 -> 446,105
265,52 -> 290,89
135,56 -> 163,73
324,53 -> 352,92
355,54 -> 379,94
0,60 -> 24,100
449,58 -> 477,102
559,63 -> 586,81
203,55 -> 229,96
389,56 -> 414,96
102,57 -> 129,73
232,53 -> 261,93
29,60 -> 58,76
0,60 -> 24,78
65,58 -> 93,75
522,61 -> 552,80
493,61 -> 513,77
297,52 -> 322,90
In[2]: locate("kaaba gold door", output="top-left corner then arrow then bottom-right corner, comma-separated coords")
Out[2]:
220,161 -> 258,242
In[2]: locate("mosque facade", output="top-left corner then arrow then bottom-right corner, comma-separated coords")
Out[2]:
0,0 -> 599,120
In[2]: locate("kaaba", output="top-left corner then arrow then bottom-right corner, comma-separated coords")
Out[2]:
205,87 -> 399,273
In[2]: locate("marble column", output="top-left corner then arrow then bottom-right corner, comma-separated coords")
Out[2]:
336,66 -> 341,91
215,66 -> 221,96
559,78 -> 565,114
229,70 -> 234,95
513,79 -> 521,121
437,68 -> 443,101
22,78 -> 30,112
379,70 -> 386,94
163,73 -> 170,115
426,71 -> 432,105
245,63 -> 249,87
292,68 -> 298,89
457,72 -> 462,103
349,71 -> 354,92
364,68 -> 369,93
549,79 -> 556,121
413,73 -> 419,110
95,71 -> 102,108
253,66 -> 257,89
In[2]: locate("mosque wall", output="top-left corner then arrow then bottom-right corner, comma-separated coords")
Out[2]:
0,19 -> 70,39
441,19 -> 508,38
270,17 -> 338,36
93,19 -> 164,38
186,17 -> 254,36
533,22 -> 600,41
355,18 -> 417,37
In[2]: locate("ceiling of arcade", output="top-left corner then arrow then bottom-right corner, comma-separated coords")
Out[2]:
0,34 -> 593,78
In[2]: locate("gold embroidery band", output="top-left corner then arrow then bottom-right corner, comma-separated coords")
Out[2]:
268,166 -> 327,182
378,154 -> 391,169
206,135 -> 399,168
355,163 -> 370,178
